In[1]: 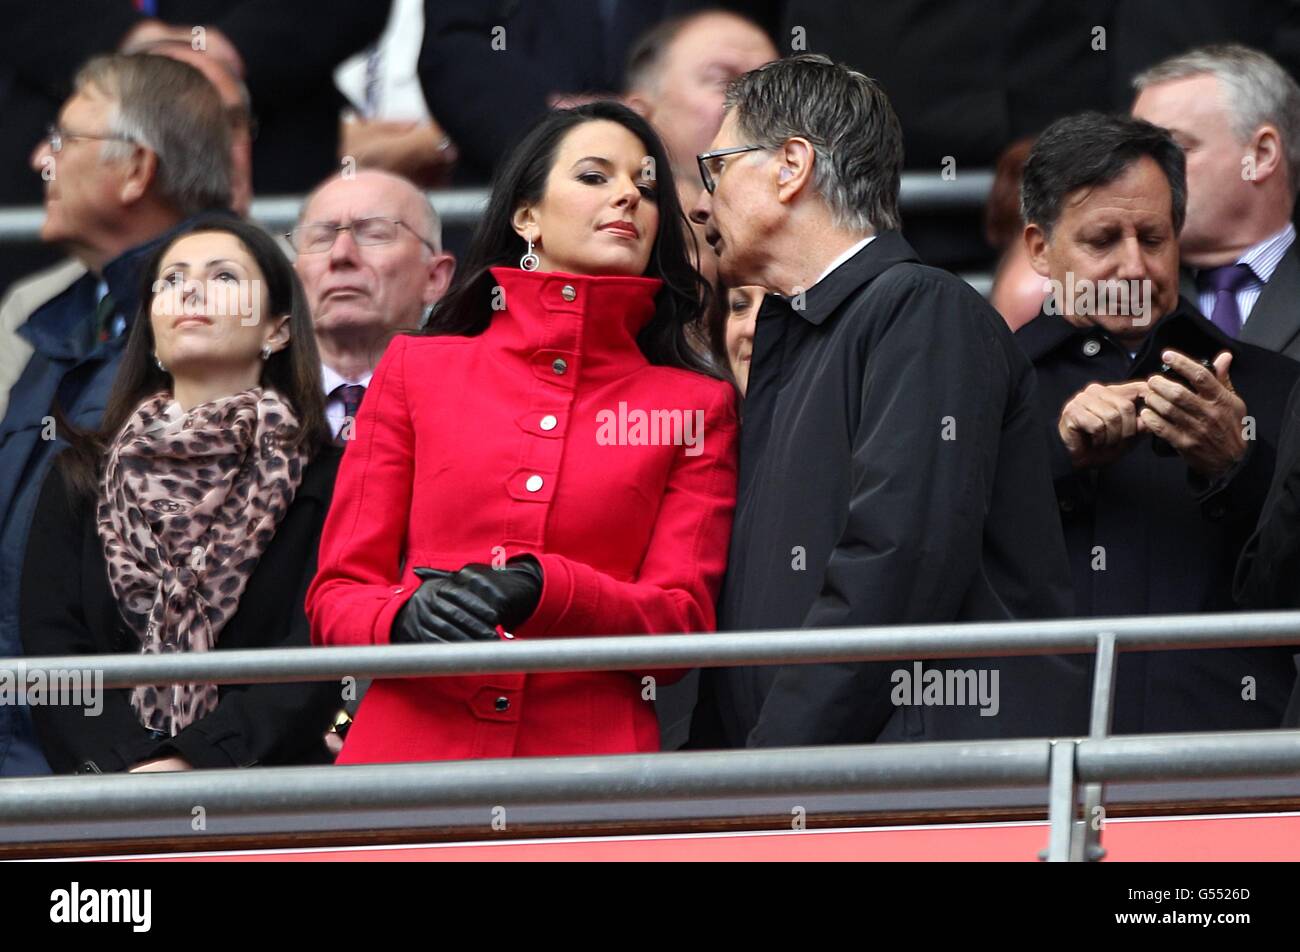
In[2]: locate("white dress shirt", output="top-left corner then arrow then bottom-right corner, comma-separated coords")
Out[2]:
810,235 -> 877,289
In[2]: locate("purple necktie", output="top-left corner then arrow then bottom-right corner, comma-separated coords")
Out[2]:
331,383 -> 366,446
1198,263 -> 1254,338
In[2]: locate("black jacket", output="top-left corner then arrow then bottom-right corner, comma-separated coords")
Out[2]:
19,447 -> 342,773
1016,300 -> 1300,732
690,232 -> 1081,749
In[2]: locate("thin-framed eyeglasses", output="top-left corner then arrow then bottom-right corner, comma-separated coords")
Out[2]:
287,217 -> 438,255
44,124 -> 135,154
697,145 -> 765,194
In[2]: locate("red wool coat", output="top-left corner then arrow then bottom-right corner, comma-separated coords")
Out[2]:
306,267 -> 738,762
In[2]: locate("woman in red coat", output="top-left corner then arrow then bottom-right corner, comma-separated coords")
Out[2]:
306,102 -> 738,762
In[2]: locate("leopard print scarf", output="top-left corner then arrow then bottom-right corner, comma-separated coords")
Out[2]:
97,387 -> 307,737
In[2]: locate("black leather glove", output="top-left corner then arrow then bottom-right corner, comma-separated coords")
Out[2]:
449,556 -> 544,632
390,567 -> 503,644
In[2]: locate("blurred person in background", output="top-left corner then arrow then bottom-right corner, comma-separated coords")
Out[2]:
335,0 -> 458,189
1133,44 -> 1300,360
417,1 -> 773,183
985,137 -> 1047,331
0,54 -> 233,776
292,169 -> 456,444
307,101 -> 737,763
21,218 -> 340,774
624,9 -> 777,286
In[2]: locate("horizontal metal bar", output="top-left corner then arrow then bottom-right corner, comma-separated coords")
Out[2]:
0,739 -> 1052,824
0,171 -> 995,243
1075,731 -> 1300,784
4,610 -> 1299,689
2,731 -> 1297,829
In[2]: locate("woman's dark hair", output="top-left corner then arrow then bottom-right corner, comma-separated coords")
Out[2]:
425,100 -> 717,377
58,217 -> 330,501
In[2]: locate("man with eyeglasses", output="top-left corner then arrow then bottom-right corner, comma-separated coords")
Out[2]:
686,56 -> 1082,750
0,54 -> 233,777
292,170 -> 455,445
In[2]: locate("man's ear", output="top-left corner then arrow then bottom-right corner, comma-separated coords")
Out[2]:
1250,124 -> 1284,186
424,252 -> 456,304
775,136 -> 815,205
1023,223 -> 1053,278
119,145 -> 158,206
623,92 -> 653,120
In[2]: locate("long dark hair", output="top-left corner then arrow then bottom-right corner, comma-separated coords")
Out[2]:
58,218 -> 330,501
426,100 -> 717,377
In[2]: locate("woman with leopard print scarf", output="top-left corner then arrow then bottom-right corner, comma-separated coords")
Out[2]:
20,219 -> 340,775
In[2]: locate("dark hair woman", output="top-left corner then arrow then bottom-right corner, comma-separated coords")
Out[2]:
308,101 -> 739,762
21,218 -> 341,773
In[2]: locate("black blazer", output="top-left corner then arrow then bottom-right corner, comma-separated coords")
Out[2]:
19,447 -> 342,773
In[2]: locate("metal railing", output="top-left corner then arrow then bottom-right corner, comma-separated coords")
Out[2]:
3,609 -> 1299,861
0,170 -> 995,244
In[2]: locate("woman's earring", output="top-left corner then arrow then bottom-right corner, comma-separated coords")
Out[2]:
261,343 -> 273,360
520,236 -> 540,272
154,354 -> 167,373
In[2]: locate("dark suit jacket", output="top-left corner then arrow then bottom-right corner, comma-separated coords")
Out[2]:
1017,299 -> 1300,732
20,447 -> 342,773
689,232 -> 1083,750
1180,247 -> 1300,361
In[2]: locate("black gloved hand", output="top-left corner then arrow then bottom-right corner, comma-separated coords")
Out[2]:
448,556 -> 544,632
390,567 -> 503,644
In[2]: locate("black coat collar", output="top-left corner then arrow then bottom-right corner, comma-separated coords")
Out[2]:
1016,296 -> 1234,373
763,230 -> 922,327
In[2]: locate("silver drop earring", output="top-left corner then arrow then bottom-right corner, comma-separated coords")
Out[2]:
154,354 -> 167,373
520,236 -> 540,272
261,343 -> 272,360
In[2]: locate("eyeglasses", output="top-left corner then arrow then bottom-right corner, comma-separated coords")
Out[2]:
288,217 -> 437,255
44,124 -> 135,154
697,145 -> 765,194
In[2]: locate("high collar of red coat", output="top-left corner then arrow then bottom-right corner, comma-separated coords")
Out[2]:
486,267 -> 663,374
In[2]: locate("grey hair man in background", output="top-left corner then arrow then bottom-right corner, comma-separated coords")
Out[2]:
291,169 -> 455,445
0,53 -> 232,776
1133,44 -> 1300,359
687,54 -> 1080,749
624,10 -> 777,285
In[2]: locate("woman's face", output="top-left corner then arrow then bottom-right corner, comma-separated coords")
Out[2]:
724,285 -> 764,395
150,231 -> 289,379
514,119 -> 660,277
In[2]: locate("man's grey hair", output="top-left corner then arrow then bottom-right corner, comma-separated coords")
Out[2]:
1134,43 -> 1300,195
723,53 -> 903,233
74,54 -> 231,215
